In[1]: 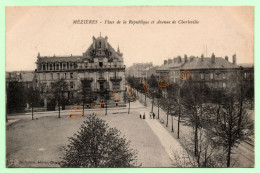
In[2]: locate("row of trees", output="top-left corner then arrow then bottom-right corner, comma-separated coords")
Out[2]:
126,72 -> 254,167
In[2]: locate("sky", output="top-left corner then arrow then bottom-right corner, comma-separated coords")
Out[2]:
6,6 -> 254,71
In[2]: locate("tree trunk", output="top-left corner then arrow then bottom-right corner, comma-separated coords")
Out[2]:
171,115 -> 174,132
58,105 -> 60,118
83,102 -> 85,116
177,108 -> 180,138
31,102 -> 34,120
227,143 -> 232,167
166,105 -> 169,127
151,94 -> 154,113
145,93 -> 147,106
58,96 -> 61,118
157,98 -> 160,119
237,96 -> 243,136
128,98 -> 130,114
194,123 -> 198,156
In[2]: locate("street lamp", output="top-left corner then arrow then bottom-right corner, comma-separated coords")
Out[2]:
58,92 -> 61,118
105,80 -> 110,115
31,88 -> 34,120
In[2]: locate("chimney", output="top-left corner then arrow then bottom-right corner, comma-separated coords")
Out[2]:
184,54 -> 188,63
164,60 -> 167,65
178,56 -> 182,63
190,56 -> 194,62
232,54 -> 236,64
201,54 -> 204,61
211,53 -> 215,63
225,56 -> 228,62
168,59 -> 173,64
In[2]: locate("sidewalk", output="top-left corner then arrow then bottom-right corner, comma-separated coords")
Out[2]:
138,107 -> 189,166
8,101 -> 145,116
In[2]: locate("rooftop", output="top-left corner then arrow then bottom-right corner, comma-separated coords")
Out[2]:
181,57 -> 240,70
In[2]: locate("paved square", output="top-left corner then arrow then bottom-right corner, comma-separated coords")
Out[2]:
6,111 -> 172,167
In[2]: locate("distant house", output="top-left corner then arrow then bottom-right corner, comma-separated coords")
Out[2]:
6,71 -> 37,89
126,62 -> 153,80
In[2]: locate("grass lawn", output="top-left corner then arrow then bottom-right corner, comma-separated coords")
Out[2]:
6,110 -> 172,167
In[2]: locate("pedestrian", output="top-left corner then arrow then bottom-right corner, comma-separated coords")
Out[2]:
143,112 -> 145,119
150,113 -> 152,119
153,112 -> 155,119
140,114 -> 142,119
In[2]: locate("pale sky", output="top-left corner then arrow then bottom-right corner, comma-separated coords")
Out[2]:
6,6 -> 254,71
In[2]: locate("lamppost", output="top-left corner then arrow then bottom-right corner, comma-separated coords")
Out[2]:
157,87 -> 161,119
31,88 -> 34,120
171,114 -> 174,132
58,89 -> 63,118
128,96 -> 131,114
58,92 -> 61,118
105,80 -> 110,115
32,69 -> 37,120
144,90 -> 147,106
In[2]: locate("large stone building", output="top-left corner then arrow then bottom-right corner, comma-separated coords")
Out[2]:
36,35 -> 126,107
156,53 -> 254,90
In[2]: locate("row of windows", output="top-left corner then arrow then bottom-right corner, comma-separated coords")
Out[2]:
198,82 -> 227,89
42,72 -> 74,80
200,73 -> 226,80
113,82 -> 120,90
244,72 -> 253,79
42,62 -> 77,71
41,81 -> 75,90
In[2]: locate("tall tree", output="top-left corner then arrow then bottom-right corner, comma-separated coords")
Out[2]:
205,90 -> 253,167
147,74 -> 158,113
181,81 -> 208,156
59,114 -> 140,167
51,79 -> 68,118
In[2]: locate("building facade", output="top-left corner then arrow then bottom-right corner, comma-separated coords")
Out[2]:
6,71 -> 36,89
156,54 -> 254,90
126,62 -> 153,81
36,35 -> 126,107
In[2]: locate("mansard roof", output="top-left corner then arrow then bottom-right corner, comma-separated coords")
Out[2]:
37,35 -> 124,63
83,36 -> 123,61
157,57 -> 185,71
181,57 -> 240,70
157,55 -> 240,72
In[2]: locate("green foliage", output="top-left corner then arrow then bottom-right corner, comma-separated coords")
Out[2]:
59,114 -> 140,168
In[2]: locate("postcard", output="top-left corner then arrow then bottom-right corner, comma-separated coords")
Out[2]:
5,6 -> 254,168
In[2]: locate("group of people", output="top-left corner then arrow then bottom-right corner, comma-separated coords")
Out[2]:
139,112 -> 155,119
